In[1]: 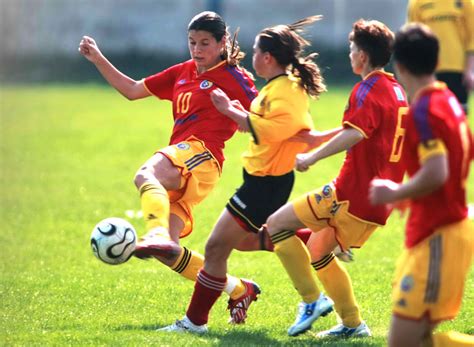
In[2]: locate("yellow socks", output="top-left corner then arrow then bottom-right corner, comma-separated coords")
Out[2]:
313,253 -> 362,328
170,247 -> 203,281
432,331 -> 474,347
271,231 -> 320,303
139,182 -> 170,231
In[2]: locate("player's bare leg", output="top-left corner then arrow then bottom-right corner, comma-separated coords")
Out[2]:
181,210 -> 261,327
389,315 -> 432,347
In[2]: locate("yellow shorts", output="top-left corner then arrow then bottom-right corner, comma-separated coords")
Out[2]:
158,138 -> 220,238
292,183 -> 378,251
392,218 -> 474,322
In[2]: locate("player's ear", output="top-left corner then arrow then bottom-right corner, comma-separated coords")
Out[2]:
263,52 -> 273,64
360,50 -> 369,66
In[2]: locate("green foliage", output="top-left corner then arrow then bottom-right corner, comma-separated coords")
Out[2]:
1,85 -> 472,346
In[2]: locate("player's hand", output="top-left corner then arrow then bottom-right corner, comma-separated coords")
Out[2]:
463,69 -> 474,91
296,152 -> 315,172
369,178 -> 400,205
230,99 -> 245,111
210,88 -> 232,115
78,36 -> 103,63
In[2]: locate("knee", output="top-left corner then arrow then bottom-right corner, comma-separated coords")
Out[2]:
266,212 -> 283,235
134,172 -> 144,189
204,238 -> 229,263
134,165 -> 154,189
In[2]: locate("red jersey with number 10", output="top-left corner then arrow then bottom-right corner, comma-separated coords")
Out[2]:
144,60 -> 257,168
335,71 -> 408,225
404,82 -> 473,248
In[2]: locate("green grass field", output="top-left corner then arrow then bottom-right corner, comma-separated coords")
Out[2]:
1,85 -> 473,346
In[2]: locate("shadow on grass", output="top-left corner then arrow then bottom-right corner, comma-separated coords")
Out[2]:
116,324 -> 384,346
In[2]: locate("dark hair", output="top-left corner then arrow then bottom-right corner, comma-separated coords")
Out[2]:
188,11 -> 245,67
393,23 -> 439,76
349,19 -> 394,68
257,15 -> 326,98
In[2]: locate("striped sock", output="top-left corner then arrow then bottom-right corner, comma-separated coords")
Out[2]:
186,269 -> 226,326
170,247 -> 203,281
313,254 -> 361,328
271,230 -> 320,303
139,182 -> 169,231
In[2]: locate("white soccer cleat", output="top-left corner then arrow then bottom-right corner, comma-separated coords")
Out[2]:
158,316 -> 208,334
287,293 -> 334,336
316,321 -> 372,339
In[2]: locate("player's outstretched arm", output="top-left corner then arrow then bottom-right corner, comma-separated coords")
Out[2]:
370,154 -> 448,205
210,88 -> 250,131
78,36 -> 149,100
288,127 -> 343,151
295,127 -> 363,172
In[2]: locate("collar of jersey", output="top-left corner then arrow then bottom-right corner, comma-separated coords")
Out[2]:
266,73 -> 288,85
203,60 -> 227,73
412,81 -> 447,103
363,69 -> 393,80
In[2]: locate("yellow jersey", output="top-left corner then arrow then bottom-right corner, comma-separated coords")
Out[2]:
243,74 -> 314,176
407,0 -> 474,72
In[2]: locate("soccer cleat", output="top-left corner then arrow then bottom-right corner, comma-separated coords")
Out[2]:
333,245 -> 354,262
134,228 -> 181,260
227,279 -> 261,324
288,293 -> 334,336
316,321 -> 372,339
134,238 -> 181,260
157,316 -> 208,334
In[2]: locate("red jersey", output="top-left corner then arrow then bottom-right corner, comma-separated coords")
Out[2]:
144,60 -> 257,167
404,82 -> 473,248
335,71 -> 408,224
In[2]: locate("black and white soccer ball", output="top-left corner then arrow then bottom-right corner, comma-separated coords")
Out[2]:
90,217 -> 137,265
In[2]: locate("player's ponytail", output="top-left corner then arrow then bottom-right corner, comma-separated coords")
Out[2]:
258,15 -> 326,98
222,27 -> 246,67
291,53 -> 325,98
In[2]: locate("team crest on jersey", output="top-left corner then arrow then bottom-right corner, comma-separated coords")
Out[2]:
400,275 -> 414,292
176,143 -> 190,150
177,79 -> 187,85
200,80 -> 213,89
322,185 -> 332,198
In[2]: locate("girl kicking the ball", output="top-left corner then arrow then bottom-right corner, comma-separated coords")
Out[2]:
79,11 -> 261,320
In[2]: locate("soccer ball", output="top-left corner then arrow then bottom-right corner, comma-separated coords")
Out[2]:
90,217 -> 137,265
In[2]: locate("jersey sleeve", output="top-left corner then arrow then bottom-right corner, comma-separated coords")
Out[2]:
412,95 -> 448,163
464,0 -> 474,53
342,90 -> 380,139
407,0 -> 419,22
143,63 -> 182,100
248,97 -> 308,144
219,67 -> 257,111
